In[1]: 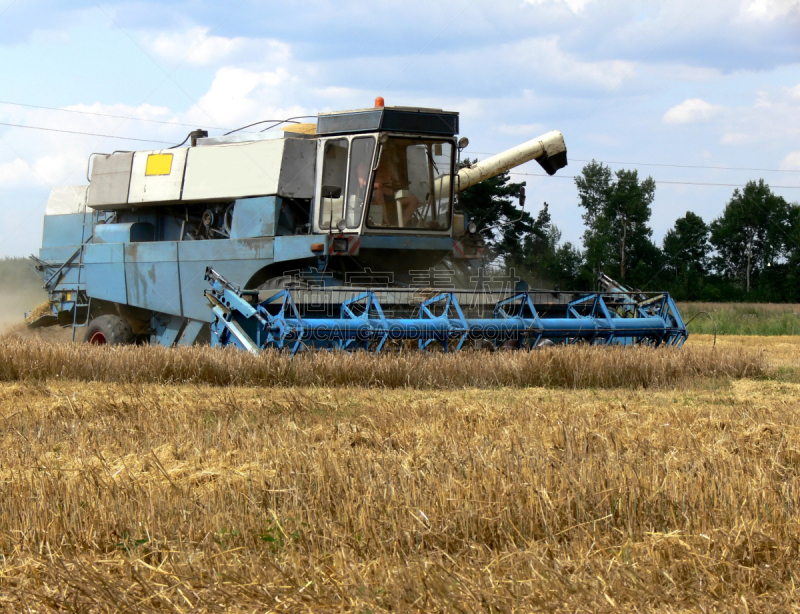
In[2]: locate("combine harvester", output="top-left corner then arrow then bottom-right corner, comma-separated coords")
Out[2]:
30,99 -> 687,352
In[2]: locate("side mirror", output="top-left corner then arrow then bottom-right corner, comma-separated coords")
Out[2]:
458,137 -> 469,150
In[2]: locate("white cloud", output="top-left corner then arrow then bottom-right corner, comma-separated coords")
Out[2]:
504,36 -> 635,92
189,67 -> 299,127
780,151 -> 800,171
663,98 -> 724,125
142,27 -> 291,67
31,153 -> 86,187
29,29 -> 70,45
523,0 -> 594,13
498,123 -> 545,136
717,87 -> 800,147
312,86 -> 369,103
745,0 -> 800,19
0,159 -> 34,187
650,64 -> 722,83
719,132 -> 751,146
0,99 -> 190,193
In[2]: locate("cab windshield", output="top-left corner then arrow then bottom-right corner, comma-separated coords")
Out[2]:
366,137 -> 453,230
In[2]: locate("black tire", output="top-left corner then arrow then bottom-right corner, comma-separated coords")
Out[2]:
84,315 -> 134,346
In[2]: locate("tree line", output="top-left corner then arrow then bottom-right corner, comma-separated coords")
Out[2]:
459,159 -> 800,301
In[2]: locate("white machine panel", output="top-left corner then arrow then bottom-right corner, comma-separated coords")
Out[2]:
128,148 -> 188,204
87,152 -> 133,209
181,138 -> 315,202
45,185 -> 89,215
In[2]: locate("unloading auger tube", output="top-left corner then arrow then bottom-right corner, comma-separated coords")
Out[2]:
204,268 -> 688,354
432,130 -> 567,200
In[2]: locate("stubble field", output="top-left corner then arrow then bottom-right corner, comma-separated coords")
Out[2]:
0,334 -> 798,612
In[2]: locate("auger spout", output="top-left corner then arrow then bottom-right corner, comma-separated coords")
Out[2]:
433,129 -> 567,200
457,129 -> 568,189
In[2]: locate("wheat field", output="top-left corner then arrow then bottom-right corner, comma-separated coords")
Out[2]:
0,334 -> 798,612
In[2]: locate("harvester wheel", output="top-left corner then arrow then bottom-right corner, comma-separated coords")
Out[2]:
84,315 -> 134,346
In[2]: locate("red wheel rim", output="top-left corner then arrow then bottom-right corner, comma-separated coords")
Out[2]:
88,330 -> 107,345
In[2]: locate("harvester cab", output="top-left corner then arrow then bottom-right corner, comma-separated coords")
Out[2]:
29,99 -> 687,351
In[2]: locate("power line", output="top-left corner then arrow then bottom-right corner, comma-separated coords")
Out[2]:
0,121 -> 177,145
4,114 -> 799,187
570,158 -> 800,174
0,99 -> 320,137
466,151 -> 800,174
0,99 -> 233,132
6,97 -> 797,175
508,171 -> 800,189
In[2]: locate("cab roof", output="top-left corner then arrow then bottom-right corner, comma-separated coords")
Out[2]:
317,106 -> 458,137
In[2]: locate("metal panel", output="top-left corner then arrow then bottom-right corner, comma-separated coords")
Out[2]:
278,139 -> 316,198
177,320 -> 207,346
41,214 -> 85,248
182,139 -> 283,201
128,148 -> 188,204
177,237 -> 274,263
87,153 -> 134,209
150,314 -> 187,347
230,196 -> 277,239
45,186 -> 88,215
359,235 -> 453,251
125,241 -> 178,263
124,242 -> 182,316
85,242 -> 125,264
177,238 -> 274,322
85,263 -> 127,303
39,246 -> 83,262
274,235 -> 321,263
94,222 -> 155,244
181,138 -> 315,202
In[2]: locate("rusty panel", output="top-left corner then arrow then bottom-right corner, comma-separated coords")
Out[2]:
124,242 -> 182,316
177,238 -> 274,322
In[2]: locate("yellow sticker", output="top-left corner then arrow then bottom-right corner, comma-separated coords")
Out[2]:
145,153 -> 173,176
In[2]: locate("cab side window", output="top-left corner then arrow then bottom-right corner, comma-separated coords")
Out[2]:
344,137 -> 376,229
319,139 -> 348,230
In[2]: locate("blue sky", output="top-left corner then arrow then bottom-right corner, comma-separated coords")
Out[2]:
1,0 -> 799,257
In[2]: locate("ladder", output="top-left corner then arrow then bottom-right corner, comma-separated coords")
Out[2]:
70,198 -> 95,341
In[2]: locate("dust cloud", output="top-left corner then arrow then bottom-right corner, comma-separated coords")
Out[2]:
0,257 -> 73,343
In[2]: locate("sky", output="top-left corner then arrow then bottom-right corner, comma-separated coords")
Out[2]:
0,0 -> 799,257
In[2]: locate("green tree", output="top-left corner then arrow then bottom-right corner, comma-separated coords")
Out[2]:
549,241 -> 584,290
574,161 -> 613,281
662,211 -> 709,299
519,216 -> 584,289
784,203 -> 800,301
710,180 -> 792,294
575,161 -> 659,285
